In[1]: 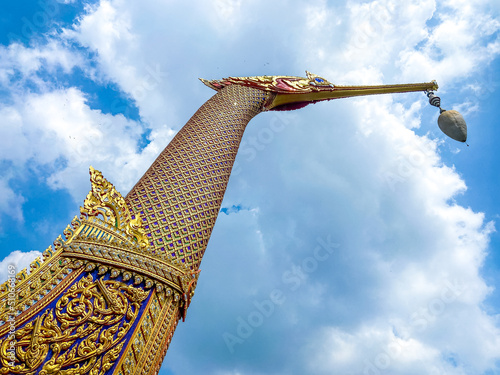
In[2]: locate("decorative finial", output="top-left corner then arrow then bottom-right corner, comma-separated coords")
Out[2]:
426,90 -> 467,143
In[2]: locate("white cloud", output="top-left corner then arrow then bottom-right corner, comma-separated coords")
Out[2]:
0,176 -> 25,227
0,250 -> 42,284
0,40 -> 85,91
0,85 -> 175,231
166,94 -> 498,374
162,1 -> 500,373
306,326 -> 447,375
65,0 -> 138,82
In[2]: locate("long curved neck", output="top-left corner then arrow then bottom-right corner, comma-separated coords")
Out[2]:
125,85 -> 270,270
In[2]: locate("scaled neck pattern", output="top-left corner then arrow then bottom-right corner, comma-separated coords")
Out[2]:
125,85 -> 270,270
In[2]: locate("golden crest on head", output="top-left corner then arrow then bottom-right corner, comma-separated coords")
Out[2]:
200,71 -> 335,94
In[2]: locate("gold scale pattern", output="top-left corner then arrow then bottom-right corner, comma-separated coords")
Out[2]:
125,85 -> 270,270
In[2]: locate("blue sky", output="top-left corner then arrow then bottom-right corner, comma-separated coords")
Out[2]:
0,0 -> 499,374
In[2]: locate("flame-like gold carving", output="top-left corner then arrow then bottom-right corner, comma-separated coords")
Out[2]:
57,168 -> 198,318
0,274 -> 149,375
81,167 -> 148,248
58,168 -> 197,301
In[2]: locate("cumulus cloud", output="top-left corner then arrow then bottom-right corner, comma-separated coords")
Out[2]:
397,1 -> 500,85
0,87 -> 154,211
204,95 -> 496,374
63,0 -> 182,128
0,250 -> 42,284
0,176 -> 25,227
0,37 -> 176,230
0,39 -> 86,92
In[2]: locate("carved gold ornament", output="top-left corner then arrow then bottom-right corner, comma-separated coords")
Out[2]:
0,167 -> 199,375
60,167 -> 198,309
81,167 -> 149,248
0,274 -> 149,375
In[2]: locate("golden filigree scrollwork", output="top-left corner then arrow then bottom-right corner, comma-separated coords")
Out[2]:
80,167 -> 148,248
52,167 -> 197,321
0,274 -> 149,375
0,250 -> 73,324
